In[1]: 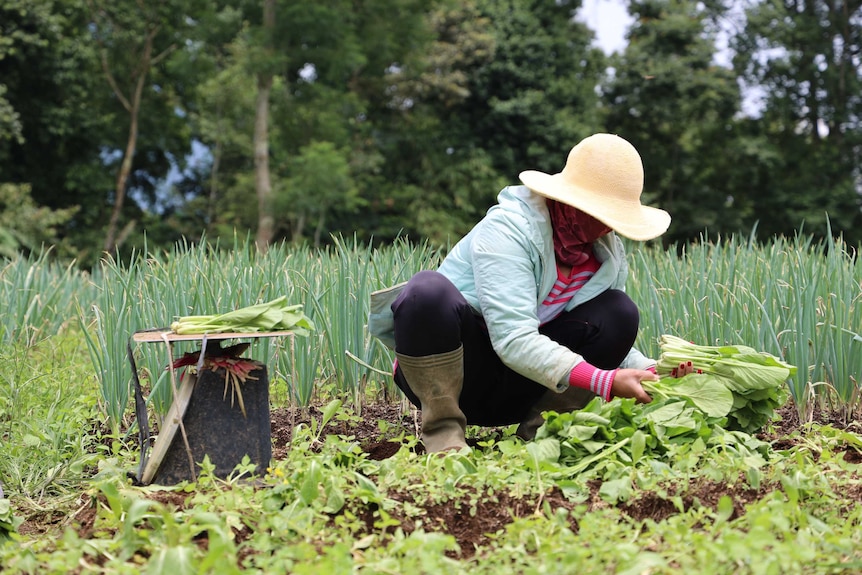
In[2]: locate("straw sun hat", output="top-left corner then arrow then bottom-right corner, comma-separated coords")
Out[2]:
518,133 -> 671,241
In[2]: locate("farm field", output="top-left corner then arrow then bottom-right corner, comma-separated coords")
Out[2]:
1,234 -> 861,573
2,366 -> 862,574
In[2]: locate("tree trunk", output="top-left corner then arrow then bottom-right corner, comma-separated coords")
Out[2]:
253,78 -> 274,252
103,106 -> 140,254
292,212 -> 306,243
254,0 -> 276,253
208,136 -> 223,229
313,211 -> 325,247
102,28 -> 157,254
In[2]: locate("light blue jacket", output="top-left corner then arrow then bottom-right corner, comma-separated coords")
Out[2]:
368,185 -> 654,393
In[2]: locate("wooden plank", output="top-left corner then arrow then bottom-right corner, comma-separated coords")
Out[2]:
132,330 -> 295,343
141,371 -> 198,485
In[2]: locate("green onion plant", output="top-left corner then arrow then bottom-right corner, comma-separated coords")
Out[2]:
57,225 -> 859,427
0,249 -> 92,347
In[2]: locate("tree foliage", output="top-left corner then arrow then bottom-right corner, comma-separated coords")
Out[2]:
731,0 -> 862,241
0,0 -> 111,261
603,0 -> 745,245
0,184 -> 77,257
0,0 -> 860,261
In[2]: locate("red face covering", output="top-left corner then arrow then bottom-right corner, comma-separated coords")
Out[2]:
546,199 -> 612,266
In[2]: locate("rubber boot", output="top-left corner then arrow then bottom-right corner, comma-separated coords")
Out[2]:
516,385 -> 595,441
396,346 -> 468,453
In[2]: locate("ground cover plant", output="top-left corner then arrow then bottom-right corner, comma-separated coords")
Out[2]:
0,232 -> 861,573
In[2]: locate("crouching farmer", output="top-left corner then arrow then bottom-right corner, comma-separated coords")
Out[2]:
369,134 -> 672,452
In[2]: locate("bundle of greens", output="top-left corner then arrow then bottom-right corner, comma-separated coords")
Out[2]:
170,296 -> 315,336
650,334 -> 795,433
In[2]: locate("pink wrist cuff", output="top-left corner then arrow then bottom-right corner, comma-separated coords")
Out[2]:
569,362 -> 617,401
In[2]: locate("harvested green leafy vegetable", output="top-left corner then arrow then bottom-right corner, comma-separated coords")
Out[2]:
527,336 -> 791,479
171,296 -> 315,336
641,375 -> 734,418
655,335 -> 795,433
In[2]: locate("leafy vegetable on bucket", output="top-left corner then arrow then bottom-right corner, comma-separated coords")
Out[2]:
170,296 -> 314,335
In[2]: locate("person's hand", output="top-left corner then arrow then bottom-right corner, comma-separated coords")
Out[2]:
611,369 -> 657,403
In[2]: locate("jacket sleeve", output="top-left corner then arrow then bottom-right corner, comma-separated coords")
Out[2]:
620,347 -> 656,370
470,212 -> 580,392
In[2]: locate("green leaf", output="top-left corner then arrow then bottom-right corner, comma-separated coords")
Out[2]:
300,461 -> 322,504
658,335 -> 792,432
631,430 -> 646,464
324,482 -> 346,514
564,437 -> 631,476
564,424 -> 600,442
572,411 -> 612,426
0,499 -> 23,539
526,437 -> 561,464
644,375 -> 734,417
713,357 -> 792,391
320,399 -> 343,429
22,434 -> 40,447
616,553 -> 668,575
643,401 -> 687,423
170,296 -> 314,335
579,439 -> 607,454
147,545 -> 196,575
598,477 -> 632,503
353,472 -> 380,500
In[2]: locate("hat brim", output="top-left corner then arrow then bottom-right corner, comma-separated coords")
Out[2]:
519,170 -> 671,241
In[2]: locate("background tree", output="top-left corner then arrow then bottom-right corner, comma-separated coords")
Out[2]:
375,0 -> 606,245
372,0 -> 499,244
170,3 -> 260,241
270,0 -> 438,244
469,0 -> 606,174
276,141 -> 363,246
179,0 -> 441,248
2,0 -> 861,259
87,0 -> 206,254
603,0 -> 744,245
250,0 -> 277,252
0,0 -> 111,261
189,52 -> 257,237
732,0 -> 862,243
0,184 -> 77,257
